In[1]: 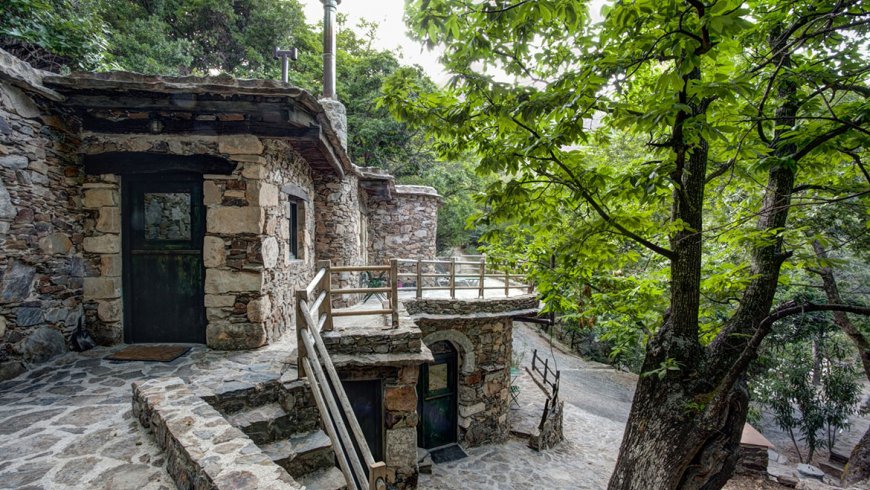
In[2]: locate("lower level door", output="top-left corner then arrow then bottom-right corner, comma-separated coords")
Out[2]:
417,341 -> 458,449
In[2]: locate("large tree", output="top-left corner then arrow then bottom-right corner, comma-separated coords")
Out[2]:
385,0 -> 870,488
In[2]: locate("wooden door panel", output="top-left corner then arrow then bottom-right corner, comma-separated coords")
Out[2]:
123,173 -> 205,344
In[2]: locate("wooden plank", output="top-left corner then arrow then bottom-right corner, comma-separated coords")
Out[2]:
301,330 -> 369,489
332,287 -> 390,295
479,257 -> 486,298
332,309 -> 393,317
80,113 -> 320,137
331,265 -> 390,273
295,290 -> 308,366
83,152 -> 235,175
303,267 -> 328,300
317,260 -> 333,332
449,258 -> 456,299
416,260 -> 423,299
390,259 -> 399,327
300,358 -> 360,490
305,319 -> 378,468
369,462 -> 388,490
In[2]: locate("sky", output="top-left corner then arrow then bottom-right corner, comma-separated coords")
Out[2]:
301,0 -> 448,83
301,1 -> 608,85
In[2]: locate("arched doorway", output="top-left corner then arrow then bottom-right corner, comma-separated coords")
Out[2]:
417,340 -> 458,449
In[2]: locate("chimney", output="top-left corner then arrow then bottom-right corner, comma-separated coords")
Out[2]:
322,0 -> 339,99
318,0 -> 347,150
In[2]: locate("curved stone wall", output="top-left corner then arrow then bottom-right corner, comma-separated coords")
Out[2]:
366,185 -> 440,266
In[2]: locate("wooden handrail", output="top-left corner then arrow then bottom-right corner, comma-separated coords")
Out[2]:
297,279 -> 387,490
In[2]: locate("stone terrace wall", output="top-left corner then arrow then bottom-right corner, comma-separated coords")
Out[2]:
404,296 -> 540,447
133,377 -> 301,489
0,58 -> 84,381
367,185 -> 440,266
81,134 -> 316,349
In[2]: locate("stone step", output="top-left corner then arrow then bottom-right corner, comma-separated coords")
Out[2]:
226,401 -> 295,445
261,429 -> 335,478
819,460 -> 845,479
297,466 -> 347,490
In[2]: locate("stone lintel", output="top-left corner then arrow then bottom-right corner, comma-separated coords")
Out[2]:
412,308 -> 541,322
330,346 -> 434,368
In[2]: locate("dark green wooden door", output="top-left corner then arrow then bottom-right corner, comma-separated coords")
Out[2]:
122,174 -> 205,343
417,341 -> 458,449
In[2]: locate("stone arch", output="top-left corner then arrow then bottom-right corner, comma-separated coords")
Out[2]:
423,330 -> 476,374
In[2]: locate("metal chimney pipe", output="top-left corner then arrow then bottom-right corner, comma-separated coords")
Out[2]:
321,0 -> 339,99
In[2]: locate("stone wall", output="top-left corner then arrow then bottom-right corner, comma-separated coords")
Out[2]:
404,296 -> 540,447
312,171 -> 365,307
0,57 -> 84,381
367,185 -> 440,266
80,134 -> 317,350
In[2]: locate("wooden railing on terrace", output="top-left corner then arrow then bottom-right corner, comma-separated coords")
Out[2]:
295,264 -> 388,490
395,256 -> 533,300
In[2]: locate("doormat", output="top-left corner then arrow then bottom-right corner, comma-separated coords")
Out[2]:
429,444 -> 468,464
106,345 -> 191,362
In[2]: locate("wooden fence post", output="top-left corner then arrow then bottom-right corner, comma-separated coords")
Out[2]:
449,257 -> 456,299
478,256 -> 485,298
390,258 -> 399,327
416,259 -> 423,299
504,268 -> 510,297
295,289 -> 308,372
318,260 -> 333,332
369,461 -> 388,490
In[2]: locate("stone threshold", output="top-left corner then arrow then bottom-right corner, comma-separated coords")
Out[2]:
133,377 -> 302,490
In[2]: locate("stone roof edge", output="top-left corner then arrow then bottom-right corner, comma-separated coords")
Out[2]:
395,185 -> 443,201
0,48 -> 64,101
35,68 -> 353,176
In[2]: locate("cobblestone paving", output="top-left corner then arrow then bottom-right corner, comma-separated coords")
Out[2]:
0,340 -> 294,490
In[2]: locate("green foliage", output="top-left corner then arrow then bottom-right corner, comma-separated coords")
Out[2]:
384,0 -> 870,369
0,0 -> 111,70
753,314 -> 862,462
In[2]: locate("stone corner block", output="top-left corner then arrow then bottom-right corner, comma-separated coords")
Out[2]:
83,276 -> 121,300
207,206 -> 264,235
83,234 -> 120,254
206,322 -> 267,350
205,269 -> 263,294
218,135 -> 264,155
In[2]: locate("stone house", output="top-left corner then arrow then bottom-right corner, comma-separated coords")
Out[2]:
0,28 -> 541,488
0,49 -> 441,380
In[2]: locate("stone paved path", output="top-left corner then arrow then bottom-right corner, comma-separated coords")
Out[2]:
0,340 -> 294,490
419,322 -> 637,490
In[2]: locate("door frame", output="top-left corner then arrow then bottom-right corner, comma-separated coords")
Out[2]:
121,172 -> 206,343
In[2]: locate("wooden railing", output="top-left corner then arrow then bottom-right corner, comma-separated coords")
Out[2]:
296,262 -> 388,490
395,256 -> 532,300
527,349 -> 561,433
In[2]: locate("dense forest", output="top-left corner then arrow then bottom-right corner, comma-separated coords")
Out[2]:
3,0 -> 870,489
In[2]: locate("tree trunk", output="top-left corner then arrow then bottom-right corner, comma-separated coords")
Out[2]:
609,341 -> 749,489
610,21 -> 801,490
812,241 -> 870,485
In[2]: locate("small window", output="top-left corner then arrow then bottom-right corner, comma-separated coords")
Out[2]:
288,201 -> 299,260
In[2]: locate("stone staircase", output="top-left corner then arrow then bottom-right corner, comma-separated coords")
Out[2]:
205,375 -> 347,490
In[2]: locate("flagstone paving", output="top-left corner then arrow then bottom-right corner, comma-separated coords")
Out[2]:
0,341 -> 294,490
